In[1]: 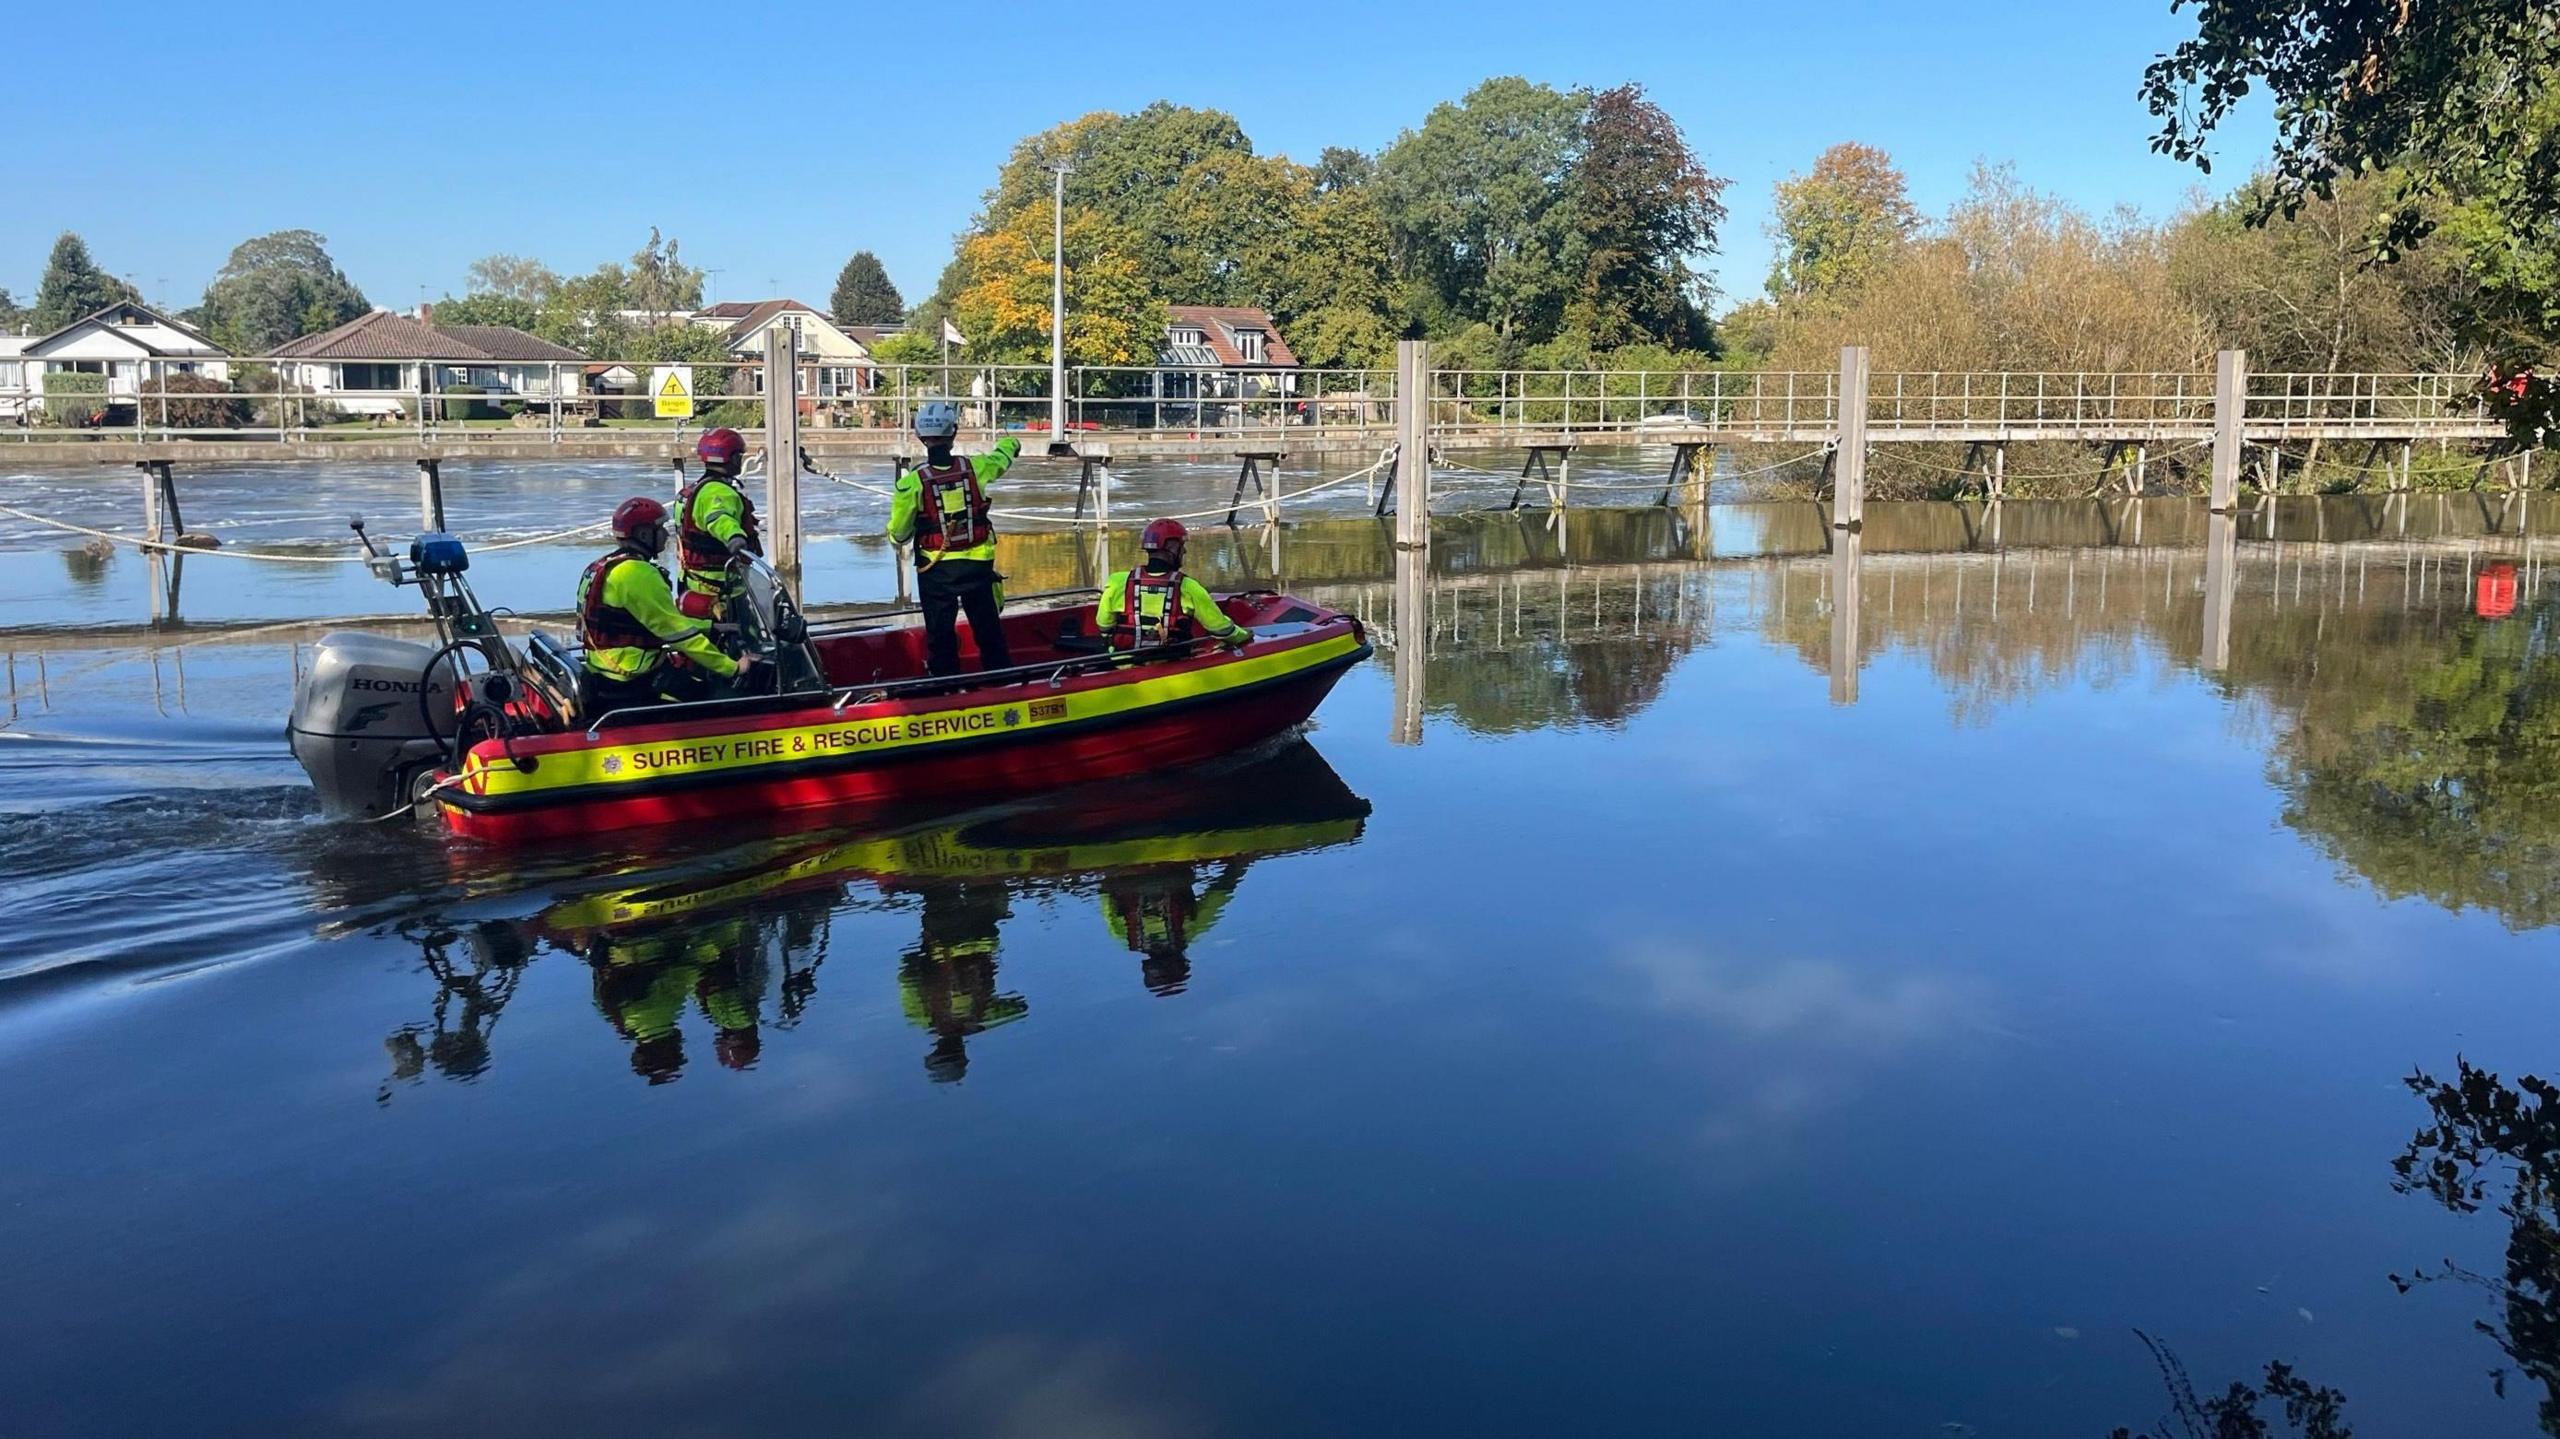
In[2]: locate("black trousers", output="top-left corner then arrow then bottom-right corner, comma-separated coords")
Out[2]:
919,558 -> 1010,675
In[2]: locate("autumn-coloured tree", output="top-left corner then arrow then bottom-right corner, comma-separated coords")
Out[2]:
947,205 -> 1163,366
1767,142 -> 1920,304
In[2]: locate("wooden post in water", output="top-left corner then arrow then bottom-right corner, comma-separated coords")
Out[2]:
2201,507 -> 2237,672
1390,543 -> 1426,744
2210,349 -> 2246,512
140,463 -> 162,545
1834,346 -> 1869,530
1828,528 -> 1862,705
417,458 -> 446,532
763,324 -> 803,576
1394,339 -> 1430,550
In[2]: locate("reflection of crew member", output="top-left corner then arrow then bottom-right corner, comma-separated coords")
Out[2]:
587,920 -> 765,1083
897,882 -> 1028,1082
1101,860 -> 1248,997
382,923 -> 531,1098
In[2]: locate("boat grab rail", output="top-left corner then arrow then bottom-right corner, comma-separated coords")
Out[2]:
575,611 -> 1355,738
801,587 -> 1104,637
825,636 -> 1222,714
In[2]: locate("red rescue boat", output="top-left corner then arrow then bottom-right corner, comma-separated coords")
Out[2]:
434,592 -> 1370,845
288,527 -> 1370,846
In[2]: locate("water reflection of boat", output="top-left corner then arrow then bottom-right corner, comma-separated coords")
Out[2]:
380,741 -> 1371,1092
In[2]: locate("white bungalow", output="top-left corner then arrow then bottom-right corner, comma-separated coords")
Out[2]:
268,310 -> 589,418
1,302 -> 231,419
0,335 -> 30,421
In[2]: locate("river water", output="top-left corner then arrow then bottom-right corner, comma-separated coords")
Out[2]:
6,477 -> 2560,1436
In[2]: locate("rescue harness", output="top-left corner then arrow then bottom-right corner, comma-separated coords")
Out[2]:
912,456 -> 993,564
577,549 -> 666,657
1114,566 -> 1196,649
1116,888 -> 1191,954
677,472 -> 762,577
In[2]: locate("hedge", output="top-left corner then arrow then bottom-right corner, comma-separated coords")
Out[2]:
441,384 -> 492,421
141,373 -> 250,429
41,371 -> 108,426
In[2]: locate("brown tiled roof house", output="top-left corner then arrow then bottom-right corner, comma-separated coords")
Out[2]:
1160,305 -> 1297,368
269,310 -> 584,363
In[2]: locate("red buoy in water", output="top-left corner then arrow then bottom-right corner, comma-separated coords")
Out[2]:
2477,560 -> 2519,620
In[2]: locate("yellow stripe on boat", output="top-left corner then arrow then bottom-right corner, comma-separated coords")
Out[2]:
458,632 -> 1364,804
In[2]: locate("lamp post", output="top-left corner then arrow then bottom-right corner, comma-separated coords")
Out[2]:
1048,158 -> 1073,454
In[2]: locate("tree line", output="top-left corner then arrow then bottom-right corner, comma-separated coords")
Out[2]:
8,76 -> 1731,381
14,15 -> 2559,427
886,78 -> 1725,373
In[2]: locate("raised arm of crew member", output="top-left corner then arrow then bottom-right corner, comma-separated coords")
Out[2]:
974,433 -> 1022,486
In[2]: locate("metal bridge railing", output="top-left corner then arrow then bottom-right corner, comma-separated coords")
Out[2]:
1429,368 -> 1843,435
0,353 -> 2504,446
1421,367 -> 2503,435
2244,372 -> 2486,427
0,355 -> 1398,446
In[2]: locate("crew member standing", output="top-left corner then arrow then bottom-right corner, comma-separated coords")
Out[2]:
576,497 -> 752,708
887,401 -> 1019,675
1096,518 -> 1252,652
677,427 -> 763,628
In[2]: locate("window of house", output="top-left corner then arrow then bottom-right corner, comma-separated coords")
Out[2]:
1235,329 -> 1265,363
340,363 -> 401,391
1170,326 -> 1204,346
54,361 -> 107,376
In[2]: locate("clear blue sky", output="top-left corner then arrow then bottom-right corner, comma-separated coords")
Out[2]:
9,0 -> 2270,322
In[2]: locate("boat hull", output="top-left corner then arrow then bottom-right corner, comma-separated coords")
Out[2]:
436,616 -> 1368,846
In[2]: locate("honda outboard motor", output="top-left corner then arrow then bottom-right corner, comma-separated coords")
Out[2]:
288,633 -> 458,817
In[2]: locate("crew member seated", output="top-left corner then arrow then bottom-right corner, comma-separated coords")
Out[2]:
1096,518 -> 1251,653
577,496 -> 757,710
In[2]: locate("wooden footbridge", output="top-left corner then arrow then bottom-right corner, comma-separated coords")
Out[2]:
1,332 -> 2521,568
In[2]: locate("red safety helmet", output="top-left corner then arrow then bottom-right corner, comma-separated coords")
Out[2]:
613,495 -> 671,555
697,427 -> 747,469
1141,517 -> 1188,556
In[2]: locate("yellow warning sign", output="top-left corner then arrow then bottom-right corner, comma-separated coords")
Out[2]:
651,365 -> 694,419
